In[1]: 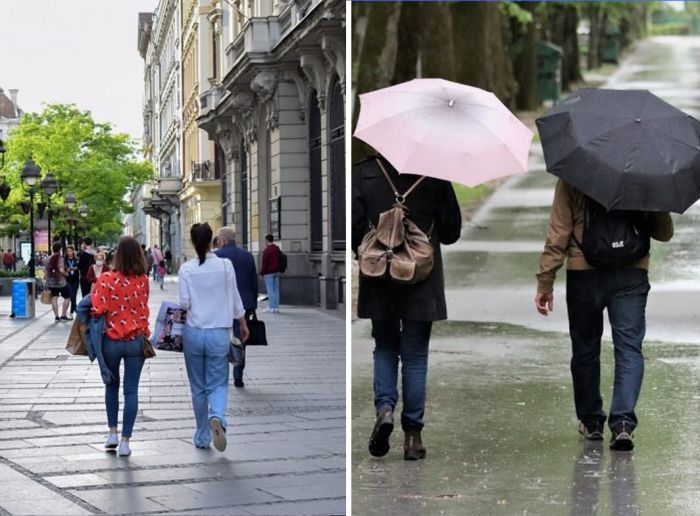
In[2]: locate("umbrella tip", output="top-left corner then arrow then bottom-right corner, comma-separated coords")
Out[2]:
448,99 -> 455,108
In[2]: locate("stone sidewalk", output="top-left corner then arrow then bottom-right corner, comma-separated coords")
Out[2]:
0,277 -> 345,515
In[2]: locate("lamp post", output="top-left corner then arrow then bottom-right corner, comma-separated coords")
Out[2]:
40,172 -> 58,249
20,159 -> 41,279
64,193 -> 76,246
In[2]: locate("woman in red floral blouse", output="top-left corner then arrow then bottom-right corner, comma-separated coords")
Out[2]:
91,236 -> 150,457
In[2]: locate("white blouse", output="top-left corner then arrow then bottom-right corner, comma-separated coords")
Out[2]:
178,253 -> 245,328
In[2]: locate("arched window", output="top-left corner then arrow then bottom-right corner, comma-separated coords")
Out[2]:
328,77 -> 345,252
309,89 -> 323,253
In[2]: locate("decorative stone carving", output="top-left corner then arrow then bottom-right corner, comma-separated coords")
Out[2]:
250,70 -> 278,102
230,89 -> 254,115
299,49 -> 327,110
322,36 -> 345,92
280,67 -> 308,120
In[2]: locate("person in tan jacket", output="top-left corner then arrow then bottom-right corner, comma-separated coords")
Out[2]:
535,179 -> 673,451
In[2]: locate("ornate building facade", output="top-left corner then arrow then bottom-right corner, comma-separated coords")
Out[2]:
198,0 -> 346,309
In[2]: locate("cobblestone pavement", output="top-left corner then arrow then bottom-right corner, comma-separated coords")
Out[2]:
0,276 -> 345,515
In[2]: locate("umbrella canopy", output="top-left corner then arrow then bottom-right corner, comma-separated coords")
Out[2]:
536,88 -> 700,213
353,78 -> 533,187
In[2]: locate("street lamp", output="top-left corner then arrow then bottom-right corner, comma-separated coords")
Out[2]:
78,203 -> 89,218
40,172 -> 58,248
63,193 -> 77,246
20,158 -> 41,278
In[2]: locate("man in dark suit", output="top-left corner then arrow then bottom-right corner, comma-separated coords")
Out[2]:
215,226 -> 258,388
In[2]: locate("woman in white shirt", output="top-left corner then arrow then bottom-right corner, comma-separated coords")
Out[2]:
179,222 -> 249,451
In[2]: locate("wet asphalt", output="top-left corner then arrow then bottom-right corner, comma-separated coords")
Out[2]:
352,36 -> 700,515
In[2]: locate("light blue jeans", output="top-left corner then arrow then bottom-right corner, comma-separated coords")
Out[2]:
264,272 -> 280,309
183,324 -> 230,447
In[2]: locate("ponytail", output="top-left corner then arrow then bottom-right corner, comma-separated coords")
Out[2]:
190,222 -> 213,265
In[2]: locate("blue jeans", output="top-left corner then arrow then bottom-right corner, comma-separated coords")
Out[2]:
566,269 -> 650,431
264,273 -> 280,309
372,319 -> 432,430
183,324 -> 230,447
102,336 -> 146,438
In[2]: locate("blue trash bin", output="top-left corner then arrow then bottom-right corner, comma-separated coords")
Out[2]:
11,279 -> 35,319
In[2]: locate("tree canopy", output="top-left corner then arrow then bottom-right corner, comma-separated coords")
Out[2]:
1,104 -> 154,243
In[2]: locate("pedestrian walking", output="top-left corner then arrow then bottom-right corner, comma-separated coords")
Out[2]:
179,222 -> 249,451
535,179 -> 674,451
145,246 -> 154,275
215,226 -> 258,388
352,154 -> 462,461
78,237 -> 96,297
151,245 -> 163,280
87,252 -> 110,293
64,245 -> 80,315
260,234 -> 281,313
44,242 -> 74,322
2,249 -> 14,271
164,247 -> 172,273
91,236 -> 151,457
156,260 -> 167,289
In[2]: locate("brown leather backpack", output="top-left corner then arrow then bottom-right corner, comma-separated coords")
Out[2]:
358,159 -> 434,284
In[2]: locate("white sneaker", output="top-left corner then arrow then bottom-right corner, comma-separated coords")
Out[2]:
105,434 -> 119,450
209,417 -> 227,452
273,308 -> 280,313
117,441 -> 131,457
262,307 -> 272,313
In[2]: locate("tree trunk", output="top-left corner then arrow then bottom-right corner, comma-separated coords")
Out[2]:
393,3 -> 456,84
352,2 -> 403,159
587,3 -> 602,70
451,2 -> 517,109
546,4 -> 583,89
513,2 -> 539,110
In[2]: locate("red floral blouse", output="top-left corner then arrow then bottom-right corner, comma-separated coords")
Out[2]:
91,271 -> 150,340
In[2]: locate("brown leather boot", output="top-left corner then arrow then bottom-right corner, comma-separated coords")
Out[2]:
403,428 -> 426,461
368,408 -> 394,457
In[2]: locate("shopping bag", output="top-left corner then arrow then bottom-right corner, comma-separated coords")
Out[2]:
152,301 -> 187,352
65,318 -> 88,356
40,289 -> 52,305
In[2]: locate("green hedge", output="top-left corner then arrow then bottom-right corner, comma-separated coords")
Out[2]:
0,271 -> 30,278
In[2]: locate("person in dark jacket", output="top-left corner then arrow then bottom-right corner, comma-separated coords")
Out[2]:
64,245 -> 80,314
352,154 -> 462,461
215,226 -> 258,388
78,237 -> 96,297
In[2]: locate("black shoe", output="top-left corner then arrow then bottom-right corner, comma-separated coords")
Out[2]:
55,317 -> 60,323
60,315 -> 73,321
610,422 -> 635,451
234,379 -> 245,388
578,420 -> 604,441
403,427 -> 427,461
368,408 -> 394,457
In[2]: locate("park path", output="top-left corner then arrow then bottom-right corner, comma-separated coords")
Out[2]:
352,36 -> 700,515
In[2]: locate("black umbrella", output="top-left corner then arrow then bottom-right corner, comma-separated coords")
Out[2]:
536,88 -> 700,213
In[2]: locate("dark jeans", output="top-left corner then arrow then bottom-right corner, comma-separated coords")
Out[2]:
67,280 -> 79,313
371,318 -> 432,430
79,278 -> 91,298
233,318 -> 245,382
566,268 -> 650,431
102,336 -> 146,438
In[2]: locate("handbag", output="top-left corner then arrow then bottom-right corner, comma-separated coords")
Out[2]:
142,336 -> 156,359
40,289 -> 52,305
65,318 -> 88,356
357,158 -> 434,284
228,331 -> 244,365
245,311 -> 268,346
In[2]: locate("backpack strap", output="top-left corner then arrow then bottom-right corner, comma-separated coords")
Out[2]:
375,158 -> 426,204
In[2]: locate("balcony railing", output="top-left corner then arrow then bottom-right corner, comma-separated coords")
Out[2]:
191,161 -> 218,182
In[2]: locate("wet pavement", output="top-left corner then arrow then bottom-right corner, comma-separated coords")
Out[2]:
352,36 -> 700,515
0,276 -> 345,515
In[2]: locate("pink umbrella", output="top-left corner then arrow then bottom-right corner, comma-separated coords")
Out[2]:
354,78 -> 533,186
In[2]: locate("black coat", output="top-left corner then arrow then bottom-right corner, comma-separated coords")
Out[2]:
352,155 -> 462,321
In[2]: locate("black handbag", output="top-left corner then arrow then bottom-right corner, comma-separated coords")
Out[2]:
246,311 -> 268,346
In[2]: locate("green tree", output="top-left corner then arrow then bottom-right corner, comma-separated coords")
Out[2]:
1,104 -> 154,243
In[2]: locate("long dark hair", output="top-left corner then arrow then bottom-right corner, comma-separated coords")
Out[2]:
112,236 -> 148,276
191,223 -> 213,265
